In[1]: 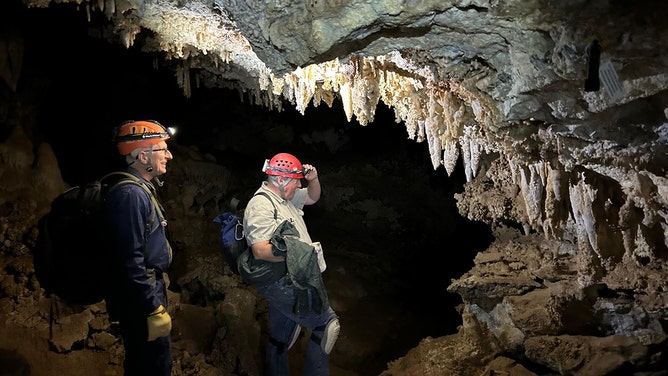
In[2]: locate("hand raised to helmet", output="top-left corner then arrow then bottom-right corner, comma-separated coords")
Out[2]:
303,164 -> 318,181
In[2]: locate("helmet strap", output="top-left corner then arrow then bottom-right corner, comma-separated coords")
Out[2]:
270,178 -> 288,199
145,161 -> 163,186
140,150 -> 154,173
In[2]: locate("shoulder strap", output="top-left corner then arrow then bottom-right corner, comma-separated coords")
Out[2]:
254,191 -> 277,220
102,171 -> 164,224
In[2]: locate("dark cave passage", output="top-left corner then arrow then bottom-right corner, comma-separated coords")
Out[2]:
2,1 -> 494,374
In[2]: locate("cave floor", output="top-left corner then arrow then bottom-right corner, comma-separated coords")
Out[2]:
0,242 -> 458,376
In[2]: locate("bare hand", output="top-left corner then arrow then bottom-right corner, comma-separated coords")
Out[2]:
303,164 -> 318,181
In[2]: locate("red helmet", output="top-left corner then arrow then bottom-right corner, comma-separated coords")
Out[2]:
113,120 -> 172,155
263,153 -> 304,179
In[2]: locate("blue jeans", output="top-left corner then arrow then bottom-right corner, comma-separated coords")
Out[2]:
257,276 -> 338,376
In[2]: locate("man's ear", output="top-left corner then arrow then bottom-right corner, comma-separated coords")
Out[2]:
137,150 -> 149,164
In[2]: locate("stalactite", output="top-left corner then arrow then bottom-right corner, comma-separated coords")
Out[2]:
569,172 -> 599,257
409,92 -> 427,142
507,156 -> 519,188
519,162 -> 545,229
339,81 -> 353,122
543,164 -> 565,239
463,125 -> 481,180
633,228 -> 653,262
443,139 -> 459,176
176,65 -> 191,98
426,88 -> 447,170
267,53 -> 497,179
284,73 -> 297,106
104,0 -> 115,18
424,118 -> 442,169
293,66 -> 313,114
270,74 -> 284,97
351,58 -> 381,125
461,136 -> 473,182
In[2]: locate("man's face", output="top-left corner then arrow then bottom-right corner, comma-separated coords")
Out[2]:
149,142 -> 173,175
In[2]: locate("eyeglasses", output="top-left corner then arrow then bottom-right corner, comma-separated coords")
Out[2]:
151,147 -> 171,154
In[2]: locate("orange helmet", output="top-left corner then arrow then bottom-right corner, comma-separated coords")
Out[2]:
262,153 -> 304,179
113,120 -> 172,156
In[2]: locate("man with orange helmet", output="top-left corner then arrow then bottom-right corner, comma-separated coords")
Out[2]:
243,152 -> 340,376
102,119 -> 175,376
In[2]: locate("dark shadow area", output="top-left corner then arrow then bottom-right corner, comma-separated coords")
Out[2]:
14,1 -> 190,185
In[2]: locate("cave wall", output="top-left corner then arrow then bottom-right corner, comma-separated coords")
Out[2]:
2,0 -> 668,374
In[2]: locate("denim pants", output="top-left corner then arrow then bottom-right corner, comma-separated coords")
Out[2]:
257,276 -> 338,376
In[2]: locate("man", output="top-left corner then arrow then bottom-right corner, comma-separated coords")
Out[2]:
243,152 -> 340,376
102,119 -> 175,376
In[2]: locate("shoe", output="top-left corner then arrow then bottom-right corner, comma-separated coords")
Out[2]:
321,318 -> 340,354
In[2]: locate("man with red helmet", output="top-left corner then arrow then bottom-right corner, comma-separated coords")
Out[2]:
102,119 -> 175,376
243,152 -> 340,376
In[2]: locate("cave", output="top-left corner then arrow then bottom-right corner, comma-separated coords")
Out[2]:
1,0 -> 667,375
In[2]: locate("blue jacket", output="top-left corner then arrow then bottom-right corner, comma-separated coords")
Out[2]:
102,170 -> 171,319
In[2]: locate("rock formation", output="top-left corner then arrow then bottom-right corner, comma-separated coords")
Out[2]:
2,0 -> 667,375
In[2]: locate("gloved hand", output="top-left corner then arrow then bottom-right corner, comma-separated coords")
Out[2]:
147,305 -> 172,341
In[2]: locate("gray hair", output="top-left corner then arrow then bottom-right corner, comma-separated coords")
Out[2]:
125,147 -> 150,164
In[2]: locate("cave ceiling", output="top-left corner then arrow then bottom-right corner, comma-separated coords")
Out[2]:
12,0 -> 668,264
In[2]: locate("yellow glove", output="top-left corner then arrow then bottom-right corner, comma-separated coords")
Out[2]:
147,305 -> 172,341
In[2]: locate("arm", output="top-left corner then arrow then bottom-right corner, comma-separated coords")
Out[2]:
107,186 -> 162,314
303,163 -> 320,205
250,240 -> 285,262
244,194 -> 285,262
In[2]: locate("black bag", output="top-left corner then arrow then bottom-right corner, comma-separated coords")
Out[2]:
33,171 -> 159,305
214,191 -> 276,275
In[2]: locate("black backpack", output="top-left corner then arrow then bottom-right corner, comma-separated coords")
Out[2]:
213,191 -> 276,275
33,171 -> 161,306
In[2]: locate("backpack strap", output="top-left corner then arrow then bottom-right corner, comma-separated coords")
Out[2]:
101,171 -> 169,268
254,191 -> 277,220
101,171 -> 164,225
236,192 -> 278,241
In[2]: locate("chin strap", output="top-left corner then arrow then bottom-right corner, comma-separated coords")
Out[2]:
271,179 -> 288,199
142,157 -> 162,186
